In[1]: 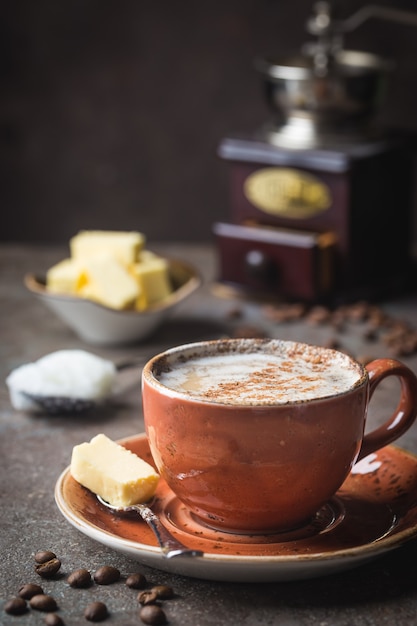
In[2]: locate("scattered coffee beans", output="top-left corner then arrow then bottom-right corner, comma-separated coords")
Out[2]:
126,572 -> 147,589
4,597 -> 28,615
29,594 -> 58,612
139,604 -> 167,625
44,613 -> 64,626
35,558 -> 62,579
84,601 -> 108,622
4,550 -> 176,624
18,583 -> 44,599
67,568 -> 92,588
151,585 -> 174,600
137,589 -> 159,605
35,550 -> 57,564
93,565 -> 120,585
260,300 -> 417,359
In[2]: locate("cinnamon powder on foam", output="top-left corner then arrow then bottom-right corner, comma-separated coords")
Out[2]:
158,350 -> 359,406
201,360 -> 328,404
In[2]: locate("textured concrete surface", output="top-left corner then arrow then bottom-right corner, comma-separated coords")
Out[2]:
1,243 -> 417,625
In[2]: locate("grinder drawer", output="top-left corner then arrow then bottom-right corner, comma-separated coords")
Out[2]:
213,221 -> 337,301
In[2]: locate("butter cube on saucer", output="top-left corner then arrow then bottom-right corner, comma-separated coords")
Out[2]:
71,434 -> 159,507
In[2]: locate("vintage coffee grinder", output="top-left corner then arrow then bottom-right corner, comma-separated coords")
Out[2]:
214,2 -> 417,303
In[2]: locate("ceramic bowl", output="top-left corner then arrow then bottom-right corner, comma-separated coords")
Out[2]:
25,258 -> 201,346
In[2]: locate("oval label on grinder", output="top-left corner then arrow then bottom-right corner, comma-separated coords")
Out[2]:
244,168 -> 331,219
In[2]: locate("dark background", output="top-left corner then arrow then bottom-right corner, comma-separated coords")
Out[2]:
2,0 -> 417,246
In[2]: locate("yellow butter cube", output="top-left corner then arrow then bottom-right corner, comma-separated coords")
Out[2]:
46,259 -> 86,294
137,249 -> 157,263
71,434 -> 159,507
130,257 -> 172,307
81,254 -> 140,309
70,230 -> 145,265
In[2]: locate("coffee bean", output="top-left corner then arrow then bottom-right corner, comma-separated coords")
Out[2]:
44,613 -> 65,626
330,310 -> 346,330
306,306 -> 331,325
126,572 -> 147,589
232,324 -> 267,339
139,604 -> 167,625
30,594 -> 58,612
346,301 -> 370,322
151,584 -> 174,599
363,326 -> 378,341
226,306 -> 243,319
67,568 -> 92,588
137,589 -> 159,605
368,309 -> 387,329
262,303 -> 305,322
35,550 -> 57,564
35,557 -> 62,578
93,565 -> 120,585
4,597 -> 28,615
84,601 -> 108,622
18,582 -> 44,599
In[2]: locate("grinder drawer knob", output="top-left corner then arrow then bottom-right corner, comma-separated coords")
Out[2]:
244,249 -> 277,285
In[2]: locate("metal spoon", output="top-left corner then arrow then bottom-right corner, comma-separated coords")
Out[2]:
19,359 -> 146,415
96,495 -> 203,559
21,392 -> 97,415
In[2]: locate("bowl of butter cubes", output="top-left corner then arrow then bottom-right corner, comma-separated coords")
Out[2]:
25,230 -> 201,346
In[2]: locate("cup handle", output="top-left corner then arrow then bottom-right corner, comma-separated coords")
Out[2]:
357,359 -> 417,462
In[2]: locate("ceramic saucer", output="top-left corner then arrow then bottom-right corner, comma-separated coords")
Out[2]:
55,434 -> 417,582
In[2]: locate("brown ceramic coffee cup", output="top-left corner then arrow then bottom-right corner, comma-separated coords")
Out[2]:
142,338 -> 417,533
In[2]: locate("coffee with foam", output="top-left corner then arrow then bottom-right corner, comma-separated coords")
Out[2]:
156,339 -> 363,405
144,338 -> 417,532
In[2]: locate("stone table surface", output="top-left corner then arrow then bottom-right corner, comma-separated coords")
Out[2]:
1,242 -> 417,626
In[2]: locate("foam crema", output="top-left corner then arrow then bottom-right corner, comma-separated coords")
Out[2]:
155,339 -> 364,405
